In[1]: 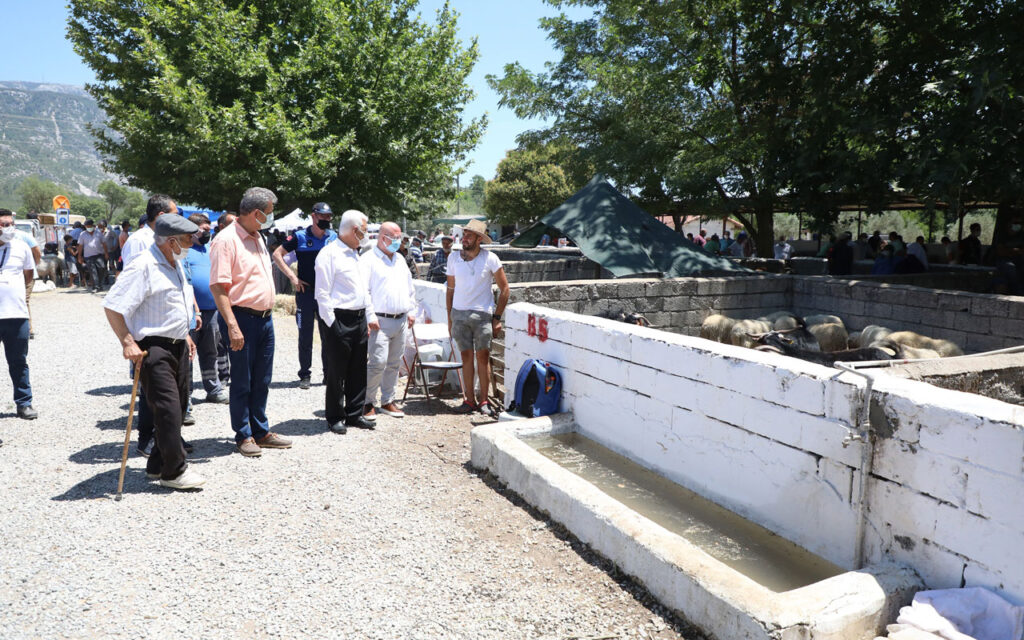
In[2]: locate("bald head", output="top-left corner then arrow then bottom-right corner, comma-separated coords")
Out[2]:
378,221 -> 402,256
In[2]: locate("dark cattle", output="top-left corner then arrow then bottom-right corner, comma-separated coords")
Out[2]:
750,318 -> 820,352
752,331 -> 895,367
596,309 -> 651,327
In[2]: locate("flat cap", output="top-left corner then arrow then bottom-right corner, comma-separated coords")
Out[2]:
154,214 -> 199,237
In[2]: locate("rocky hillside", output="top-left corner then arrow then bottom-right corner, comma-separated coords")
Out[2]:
0,81 -> 116,205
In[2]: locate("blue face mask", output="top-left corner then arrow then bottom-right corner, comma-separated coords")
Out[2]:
386,238 -> 401,254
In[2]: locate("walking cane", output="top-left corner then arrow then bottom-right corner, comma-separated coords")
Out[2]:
115,351 -> 148,501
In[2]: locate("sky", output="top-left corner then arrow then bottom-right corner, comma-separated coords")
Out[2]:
0,0 -> 588,180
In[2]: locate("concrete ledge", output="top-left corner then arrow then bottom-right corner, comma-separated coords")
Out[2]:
471,414 -> 922,640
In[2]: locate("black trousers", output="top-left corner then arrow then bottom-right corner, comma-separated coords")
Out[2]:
137,338 -> 189,480
320,309 -> 368,425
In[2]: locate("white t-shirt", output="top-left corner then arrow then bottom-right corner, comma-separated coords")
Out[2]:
447,249 -> 503,313
0,239 -> 34,320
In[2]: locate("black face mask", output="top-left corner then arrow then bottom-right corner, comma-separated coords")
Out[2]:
316,219 -> 331,230
197,231 -> 211,245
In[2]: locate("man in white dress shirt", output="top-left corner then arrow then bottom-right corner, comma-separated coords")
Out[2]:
314,210 -> 378,434
363,221 -> 416,420
121,195 -> 177,268
103,215 -> 205,491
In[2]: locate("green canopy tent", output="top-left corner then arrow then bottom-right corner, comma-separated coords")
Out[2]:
432,214 -> 486,226
511,176 -> 749,277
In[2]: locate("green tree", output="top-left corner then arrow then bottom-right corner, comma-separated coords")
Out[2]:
73,196 -> 109,220
17,176 -> 62,214
874,0 -> 1024,242
467,174 -> 486,210
97,179 -> 134,218
489,1 -> 893,256
68,0 -> 485,214
484,142 -> 581,226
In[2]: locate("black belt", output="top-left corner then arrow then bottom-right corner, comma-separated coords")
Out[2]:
233,305 -> 273,318
138,335 -> 186,348
334,308 -> 365,318
377,312 -> 406,319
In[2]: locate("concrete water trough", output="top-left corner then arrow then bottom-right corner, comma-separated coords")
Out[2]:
471,413 -> 922,640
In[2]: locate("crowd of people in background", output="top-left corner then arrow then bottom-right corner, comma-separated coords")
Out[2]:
685,214 -> 1024,293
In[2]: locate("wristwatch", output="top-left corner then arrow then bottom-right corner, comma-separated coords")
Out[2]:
493,314 -> 502,321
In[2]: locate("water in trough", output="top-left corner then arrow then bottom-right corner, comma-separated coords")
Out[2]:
521,432 -> 844,592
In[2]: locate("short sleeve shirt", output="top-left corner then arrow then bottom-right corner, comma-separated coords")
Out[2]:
0,239 -> 34,319
447,249 -> 503,313
209,222 -> 276,310
280,225 -> 337,287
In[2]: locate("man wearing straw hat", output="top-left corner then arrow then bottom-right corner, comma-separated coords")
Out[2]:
103,215 -> 205,490
446,219 -> 510,416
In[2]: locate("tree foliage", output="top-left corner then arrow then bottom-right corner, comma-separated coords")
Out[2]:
68,0 -> 485,215
17,176 -> 61,214
484,142 -> 587,225
489,0 -> 1024,255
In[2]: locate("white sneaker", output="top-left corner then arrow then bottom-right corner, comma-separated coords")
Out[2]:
159,468 -> 206,490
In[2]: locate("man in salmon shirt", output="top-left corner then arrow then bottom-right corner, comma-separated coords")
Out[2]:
209,187 -> 292,457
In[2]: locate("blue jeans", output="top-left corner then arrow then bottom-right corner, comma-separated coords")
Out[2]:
219,312 -> 274,443
295,290 -> 326,380
0,318 -> 31,407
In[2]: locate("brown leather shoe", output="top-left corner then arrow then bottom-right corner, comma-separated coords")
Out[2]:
379,402 -> 405,418
237,437 -> 262,457
256,432 -> 292,449
364,405 -> 377,419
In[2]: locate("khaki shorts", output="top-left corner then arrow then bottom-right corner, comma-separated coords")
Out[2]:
450,309 -> 493,352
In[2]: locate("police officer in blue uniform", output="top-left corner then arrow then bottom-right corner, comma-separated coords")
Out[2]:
271,203 -> 338,388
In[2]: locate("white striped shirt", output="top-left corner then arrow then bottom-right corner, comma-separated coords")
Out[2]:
103,244 -> 194,341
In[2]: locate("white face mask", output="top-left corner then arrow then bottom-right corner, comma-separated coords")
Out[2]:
0,227 -> 15,243
355,227 -> 371,249
258,211 -> 275,231
171,239 -> 188,262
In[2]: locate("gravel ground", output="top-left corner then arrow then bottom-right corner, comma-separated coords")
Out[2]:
0,288 -> 703,640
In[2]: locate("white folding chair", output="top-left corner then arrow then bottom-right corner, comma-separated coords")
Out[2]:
402,322 -> 464,405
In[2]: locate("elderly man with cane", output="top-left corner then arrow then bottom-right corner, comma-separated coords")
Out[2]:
103,215 -> 205,490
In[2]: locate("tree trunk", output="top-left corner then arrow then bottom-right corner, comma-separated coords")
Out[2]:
751,207 -> 774,257
670,210 -> 684,233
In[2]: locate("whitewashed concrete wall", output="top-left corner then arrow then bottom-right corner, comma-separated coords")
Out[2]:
414,280 -> 448,325
503,302 -> 1024,604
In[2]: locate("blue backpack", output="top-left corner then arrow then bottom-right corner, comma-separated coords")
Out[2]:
510,359 -> 562,417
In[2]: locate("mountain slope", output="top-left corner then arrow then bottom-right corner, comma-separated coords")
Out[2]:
0,81 -> 116,204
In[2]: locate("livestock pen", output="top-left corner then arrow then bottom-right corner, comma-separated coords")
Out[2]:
412,276 -> 1024,635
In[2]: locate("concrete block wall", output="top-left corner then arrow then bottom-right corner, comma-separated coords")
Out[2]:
501,258 -> 610,284
502,273 -> 1024,352
503,302 -> 1024,603
791,277 -> 1024,353
506,275 -> 793,335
